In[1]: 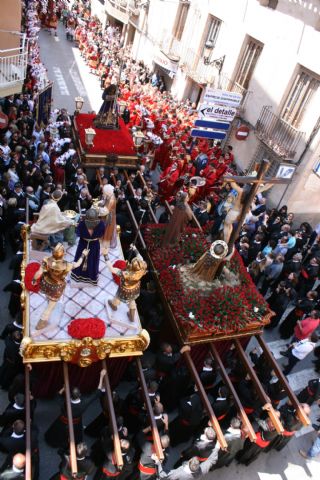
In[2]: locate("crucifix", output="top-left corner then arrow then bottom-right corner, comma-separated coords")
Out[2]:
223,159 -> 291,255
190,159 -> 292,281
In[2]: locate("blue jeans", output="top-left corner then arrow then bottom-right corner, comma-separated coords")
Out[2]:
49,231 -> 64,247
308,435 -> 320,458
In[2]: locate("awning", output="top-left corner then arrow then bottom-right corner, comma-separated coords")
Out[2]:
154,49 -> 178,76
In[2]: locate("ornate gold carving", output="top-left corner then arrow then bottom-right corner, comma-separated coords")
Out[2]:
21,331 -> 150,367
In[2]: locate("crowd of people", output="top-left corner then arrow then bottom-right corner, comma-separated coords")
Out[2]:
0,0 -> 319,478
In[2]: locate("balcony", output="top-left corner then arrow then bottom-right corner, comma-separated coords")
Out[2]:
0,45 -> 28,97
255,106 -> 305,160
106,0 -> 142,24
106,0 -> 130,23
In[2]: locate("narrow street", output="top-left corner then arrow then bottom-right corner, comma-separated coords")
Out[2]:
0,19 -> 319,480
39,22 -> 102,113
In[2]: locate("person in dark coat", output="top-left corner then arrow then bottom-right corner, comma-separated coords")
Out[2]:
175,426 -> 217,467
0,395 -> 26,430
0,318 -> 23,341
0,420 -> 38,475
279,290 -> 318,339
0,331 -> 23,390
2,281 -> 22,319
199,357 -> 216,391
155,343 -> 190,379
45,369 -> 106,449
297,378 -> 320,405
85,390 -> 124,438
266,403 -> 310,452
0,453 -> 25,479
93,439 -> 135,479
265,279 -> 298,329
214,417 -> 244,468
49,443 -> 95,480
209,386 -> 231,423
169,388 -> 204,446
236,404 -> 279,465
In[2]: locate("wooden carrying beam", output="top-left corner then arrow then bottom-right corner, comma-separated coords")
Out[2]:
255,335 -> 310,426
234,340 -> 284,434
63,362 -> 78,476
123,170 -> 136,197
137,171 -> 147,189
209,344 -> 256,443
24,366 -> 32,480
101,359 -> 124,469
135,358 -> 164,461
126,170 -> 158,223
125,200 -> 146,250
182,351 -> 227,449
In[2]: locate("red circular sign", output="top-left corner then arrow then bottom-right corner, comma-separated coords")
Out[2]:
235,125 -> 250,141
0,112 -> 9,130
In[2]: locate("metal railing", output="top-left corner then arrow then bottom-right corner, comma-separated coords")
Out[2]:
0,46 -> 28,88
255,106 -> 305,160
106,0 -> 130,23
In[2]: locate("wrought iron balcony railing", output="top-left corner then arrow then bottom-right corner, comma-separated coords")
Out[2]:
255,106 -> 305,160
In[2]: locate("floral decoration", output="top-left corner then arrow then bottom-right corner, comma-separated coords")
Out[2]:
143,225 -> 270,337
67,318 -> 106,339
24,262 -> 41,293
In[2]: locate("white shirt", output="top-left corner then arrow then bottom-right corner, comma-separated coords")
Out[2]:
292,339 -> 316,360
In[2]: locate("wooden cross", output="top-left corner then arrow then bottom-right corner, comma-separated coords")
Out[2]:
222,159 -> 292,253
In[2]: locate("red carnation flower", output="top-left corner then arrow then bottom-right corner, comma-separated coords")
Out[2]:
67,318 -> 106,339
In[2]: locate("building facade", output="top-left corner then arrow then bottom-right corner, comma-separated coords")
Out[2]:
0,0 -> 27,98
99,0 -> 320,222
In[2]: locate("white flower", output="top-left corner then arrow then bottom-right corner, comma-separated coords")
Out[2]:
192,234 -> 197,238
188,312 -> 195,320
253,307 -> 259,313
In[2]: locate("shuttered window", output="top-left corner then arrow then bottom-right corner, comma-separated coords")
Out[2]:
234,38 -> 263,89
281,69 -> 320,128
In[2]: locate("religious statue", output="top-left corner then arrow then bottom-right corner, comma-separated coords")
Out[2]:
93,80 -> 118,129
31,243 -> 89,330
161,191 -> 193,247
70,208 -> 105,286
30,190 -> 75,247
190,240 -> 229,282
221,181 -> 243,244
106,245 -> 147,322
100,184 -> 117,256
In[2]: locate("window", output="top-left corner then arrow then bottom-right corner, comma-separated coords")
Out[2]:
281,69 -> 320,128
233,37 -> 263,89
203,16 -> 222,51
172,1 -> 190,41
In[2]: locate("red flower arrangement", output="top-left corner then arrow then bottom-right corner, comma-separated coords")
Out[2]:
143,225 -> 270,337
67,318 -> 106,339
24,262 -> 41,293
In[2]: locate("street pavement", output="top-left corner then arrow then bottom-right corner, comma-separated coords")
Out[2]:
0,20 -> 318,479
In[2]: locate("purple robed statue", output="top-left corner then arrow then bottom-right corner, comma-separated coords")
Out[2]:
71,209 -> 105,286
